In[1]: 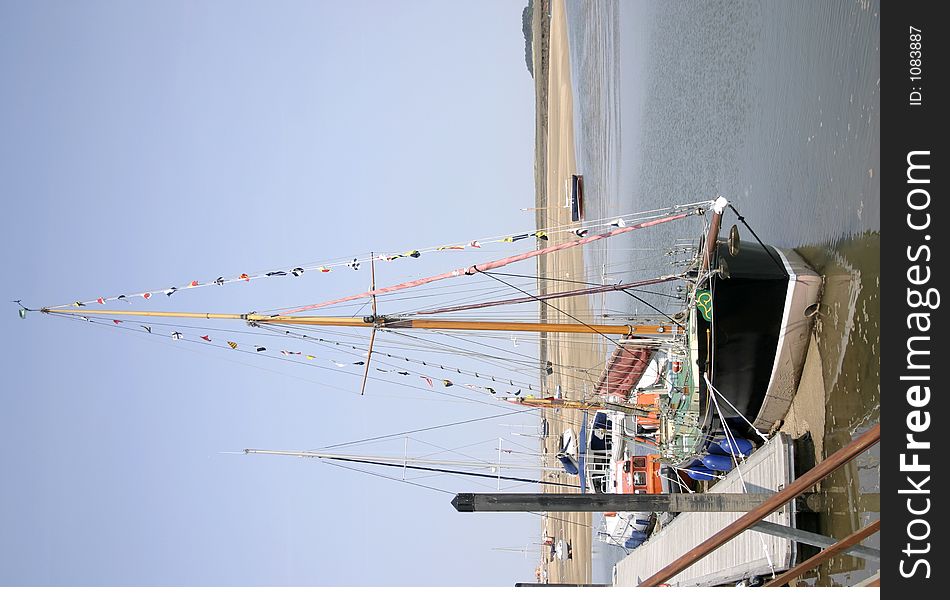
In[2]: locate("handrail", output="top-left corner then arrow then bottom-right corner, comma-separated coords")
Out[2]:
638,423 -> 880,587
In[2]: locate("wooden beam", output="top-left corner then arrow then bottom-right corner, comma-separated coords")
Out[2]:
452,492 -> 776,513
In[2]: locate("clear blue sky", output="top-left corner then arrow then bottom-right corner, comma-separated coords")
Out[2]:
1,0 -> 543,585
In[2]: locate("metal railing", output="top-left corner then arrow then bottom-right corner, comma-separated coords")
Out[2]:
638,423 -> 880,587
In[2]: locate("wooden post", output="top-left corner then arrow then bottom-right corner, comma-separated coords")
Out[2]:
451,493 -> 776,513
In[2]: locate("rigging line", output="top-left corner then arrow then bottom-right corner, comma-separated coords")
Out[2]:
618,290 -> 684,328
66,313 -> 530,412
385,330 -> 608,388
262,324 -> 540,390
385,329 -> 542,370
707,383 -> 777,578
293,453 -> 580,488
384,328 -> 601,394
275,323 -> 544,372
278,211 -> 695,316
95,317 -> 303,339
410,277 -> 678,316
44,313 -> 372,397
262,280 -> 544,312
471,267 -> 678,389
271,337 -> 540,395
48,208 -> 703,311
527,510 -> 595,531
317,408 -> 539,450
483,270 -> 681,290
408,437 -> 519,469
727,205 -> 787,277
263,277 -> 520,315
320,459 -> 454,495
703,374 -> 769,443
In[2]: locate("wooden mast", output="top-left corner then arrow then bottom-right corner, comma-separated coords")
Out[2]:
41,307 -> 678,336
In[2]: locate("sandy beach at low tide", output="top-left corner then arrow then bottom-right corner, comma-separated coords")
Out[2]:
532,0 -> 601,585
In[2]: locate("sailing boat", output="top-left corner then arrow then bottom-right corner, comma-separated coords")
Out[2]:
23,196 -> 820,496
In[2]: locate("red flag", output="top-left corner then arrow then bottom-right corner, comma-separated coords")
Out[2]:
201,335 -> 211,342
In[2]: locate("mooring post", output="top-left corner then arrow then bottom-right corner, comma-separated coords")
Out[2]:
451,492 -> 776,513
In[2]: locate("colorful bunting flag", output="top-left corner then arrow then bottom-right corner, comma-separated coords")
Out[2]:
239,274 -> 250,282
171,332 -> 182,340
73,301 -> 84,307
573,228 -> 589,238
165,287 -> 177,297
266,271 -> 287,277
117,295 -> 131,303
534,231 -> 548,240
256,346 -> 266,352
469,240 -> 481,248
421,376 -> 433,387
214,277 -> 225,285
227,341 -> 238,349
201,335 -> 211,342
611,218 -> 627,228
96,297 -> 105,304
142,293 -> 151,299
319,266 -> 331,273
437,245 -> 464,251
441,379 -> 453,387
142,326 -> 152,333
503,234 -> 531,243
349,259 -> 360,270
291,268 -> 304,277
189,280 -> 199,287
113,319 -> 122,325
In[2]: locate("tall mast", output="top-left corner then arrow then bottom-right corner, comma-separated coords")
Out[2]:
40,308 -> 679,336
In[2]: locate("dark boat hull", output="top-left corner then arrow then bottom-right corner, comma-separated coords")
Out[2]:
696,240 -> 821,442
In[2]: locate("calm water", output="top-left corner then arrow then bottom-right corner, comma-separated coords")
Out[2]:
563,0 -> 880,584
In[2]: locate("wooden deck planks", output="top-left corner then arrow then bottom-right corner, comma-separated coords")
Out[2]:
614,433 -> 797,586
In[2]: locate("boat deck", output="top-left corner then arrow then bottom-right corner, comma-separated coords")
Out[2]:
613,433 -> 796,586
